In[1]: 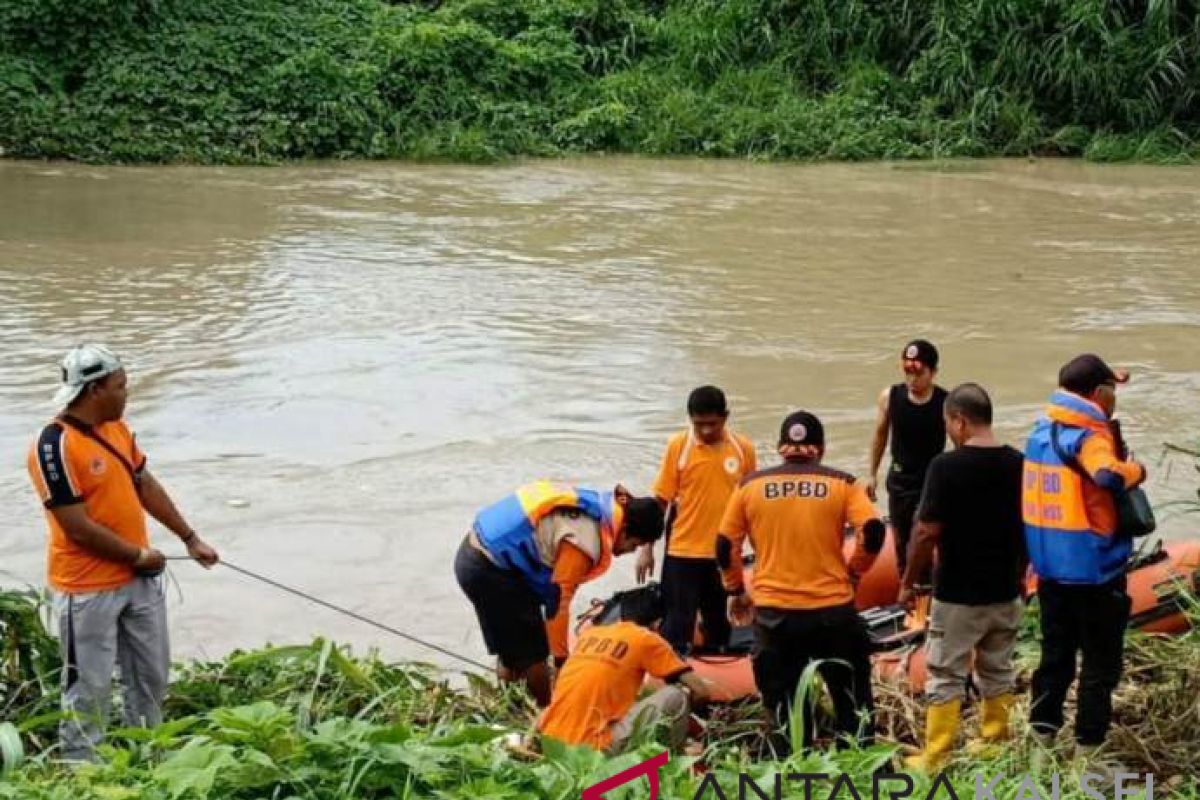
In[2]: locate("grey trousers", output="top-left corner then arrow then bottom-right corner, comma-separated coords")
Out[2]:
607,685 -> 690,754
54,577 -> 170,762
925,598 -> 1022,705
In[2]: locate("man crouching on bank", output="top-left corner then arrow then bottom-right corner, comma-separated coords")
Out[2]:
455,481 -> 664,706
538,585 -> 714,752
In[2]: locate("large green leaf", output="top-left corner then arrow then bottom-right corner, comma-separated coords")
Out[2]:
0,722 -> 24,774
154,739 -> 239,799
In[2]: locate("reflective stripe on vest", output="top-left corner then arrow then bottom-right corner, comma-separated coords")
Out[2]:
472,481 -> 619,602
1022,392 -> 1131,584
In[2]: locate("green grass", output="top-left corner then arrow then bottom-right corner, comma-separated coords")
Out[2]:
1,0 -> 1199,163
3,587 -> 1200,799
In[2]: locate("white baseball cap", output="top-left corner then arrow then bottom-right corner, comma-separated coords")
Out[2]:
53,344 -> 124,407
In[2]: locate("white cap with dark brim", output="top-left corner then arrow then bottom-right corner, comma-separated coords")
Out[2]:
53,344 -> 123,407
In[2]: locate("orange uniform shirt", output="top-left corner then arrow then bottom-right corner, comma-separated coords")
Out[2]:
27,419 -> 148,594
546,542 -> 594,661
539,621 -> 689,750
718,462 -> 879,610
653,430 -> 757,559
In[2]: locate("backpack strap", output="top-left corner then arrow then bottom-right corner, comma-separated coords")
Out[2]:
676,429 -> 694,472
679,428 -> 746,471
1049,422 -> 1092,484
58,415 -> 142,489
725,429 -> 746,465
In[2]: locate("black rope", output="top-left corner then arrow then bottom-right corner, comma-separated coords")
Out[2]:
167,556 -> 492,673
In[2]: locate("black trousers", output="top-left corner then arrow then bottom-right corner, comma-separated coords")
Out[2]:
751,603 -> 875,754
1029,577 -> 1131,745
660,555 -> 731,655
888,488 -> 925,582
454,537 -> 549,671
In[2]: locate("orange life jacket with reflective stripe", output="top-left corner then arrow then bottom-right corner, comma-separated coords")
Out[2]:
1023,391 -> 1131,584
472,481 -> 621,603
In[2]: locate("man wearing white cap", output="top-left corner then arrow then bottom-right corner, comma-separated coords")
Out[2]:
26,344 -> 219,762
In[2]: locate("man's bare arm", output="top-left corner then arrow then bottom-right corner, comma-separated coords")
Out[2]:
138,470 -> 194,538
49,504 -> 156,567
680,670 -> 716,705
866,387 -> 891,500
901,520 -> 942,594
139,470 -> 220,566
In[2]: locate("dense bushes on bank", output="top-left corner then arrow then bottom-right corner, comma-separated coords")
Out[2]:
0,1 -> 1198,163
4,586 -> 1200,797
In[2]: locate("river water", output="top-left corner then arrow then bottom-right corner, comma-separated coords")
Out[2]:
1,158 -> 1198,670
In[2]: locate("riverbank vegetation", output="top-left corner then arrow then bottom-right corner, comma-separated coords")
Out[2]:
2,586 -> 1198,799
1,0 -> 1198,163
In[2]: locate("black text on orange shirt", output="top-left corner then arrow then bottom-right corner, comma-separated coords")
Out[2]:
762,480 -> 830,500
575,635 -> 631,660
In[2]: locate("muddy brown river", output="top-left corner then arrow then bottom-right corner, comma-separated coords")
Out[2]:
2,158 -> 1198,670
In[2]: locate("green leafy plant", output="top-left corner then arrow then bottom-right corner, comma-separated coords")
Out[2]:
1,584 -> 1197,798
0,589 -> 60,748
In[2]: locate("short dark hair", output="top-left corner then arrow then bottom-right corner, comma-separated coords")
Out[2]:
945,382 -> 992,425
66,374 -> 112,409
687,385 -> 728,417
623,497 -> 665,544
619,584 -> 665,627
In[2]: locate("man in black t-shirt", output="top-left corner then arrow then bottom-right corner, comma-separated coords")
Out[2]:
899,382 -> 1026,772
866,339 -> 947,580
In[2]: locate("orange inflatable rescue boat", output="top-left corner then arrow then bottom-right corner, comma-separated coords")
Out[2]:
845,524 -> 900,609
577,538 -> 1200,703
1057,539 -> 1200,635
576,588 -> 926,702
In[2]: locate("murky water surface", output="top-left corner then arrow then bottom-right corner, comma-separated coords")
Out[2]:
2,158 -> 1198,667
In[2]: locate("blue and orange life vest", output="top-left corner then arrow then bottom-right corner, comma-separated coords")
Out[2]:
472,481 -> 622,606
1023,391 -> 1131,584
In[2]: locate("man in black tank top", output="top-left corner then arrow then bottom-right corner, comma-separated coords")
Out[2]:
866,340 -> 947,579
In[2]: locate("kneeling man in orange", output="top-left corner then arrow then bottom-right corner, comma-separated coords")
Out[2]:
538,588 -> 713,753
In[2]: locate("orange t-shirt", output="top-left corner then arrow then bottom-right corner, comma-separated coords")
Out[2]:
653,430 -> 756,558
546,541 -> 594,661
27,418 -> 149,594
718,462 -> 880,610
538,621 -> 690,750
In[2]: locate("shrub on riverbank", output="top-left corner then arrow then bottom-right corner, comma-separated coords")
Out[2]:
3,588 -> 1199,797
0,0 -> 1198,163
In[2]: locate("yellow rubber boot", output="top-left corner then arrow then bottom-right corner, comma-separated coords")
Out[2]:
904,700 -> 961,773
966,693 -> 1015,756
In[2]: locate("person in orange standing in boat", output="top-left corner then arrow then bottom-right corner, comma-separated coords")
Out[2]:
636,385 -> 756,655
718,411 -> 885,754
866,340 -> 947,581
538,586 -> 714,753
455,481 -> 664,707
